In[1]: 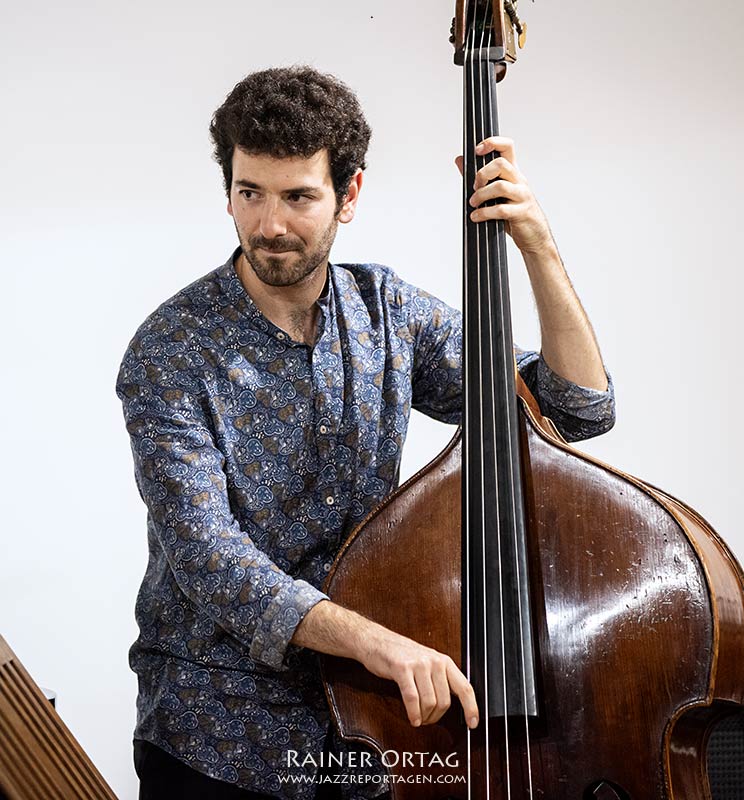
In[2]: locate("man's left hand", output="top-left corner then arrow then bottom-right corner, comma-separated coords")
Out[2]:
455,136 -> 554,257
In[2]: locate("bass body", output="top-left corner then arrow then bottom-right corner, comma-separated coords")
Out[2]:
322,396 -> 744,799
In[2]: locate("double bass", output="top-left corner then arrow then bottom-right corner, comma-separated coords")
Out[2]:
321,1 -> 744,797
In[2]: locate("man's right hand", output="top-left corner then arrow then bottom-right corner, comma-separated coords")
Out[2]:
357,622 -> 479,729
292,599 -> 479,730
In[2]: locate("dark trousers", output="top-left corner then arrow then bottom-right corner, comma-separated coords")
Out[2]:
134,740 -> 342,800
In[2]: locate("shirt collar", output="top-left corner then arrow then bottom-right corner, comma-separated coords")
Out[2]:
217,247 -> 337,343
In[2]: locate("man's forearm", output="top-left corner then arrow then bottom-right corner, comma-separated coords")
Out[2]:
292,599 -> 480,729
291,599 -> 377,661
462,134 -> 609,392
522,241 -> 608,392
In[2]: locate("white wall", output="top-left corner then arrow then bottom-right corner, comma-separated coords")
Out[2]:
1,1 -> 742,797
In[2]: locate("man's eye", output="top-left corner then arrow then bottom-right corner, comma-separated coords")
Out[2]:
288,194 -> 311,203
240,190 -> 255,199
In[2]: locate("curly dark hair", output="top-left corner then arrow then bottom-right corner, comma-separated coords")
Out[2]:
209,66 -> 372,209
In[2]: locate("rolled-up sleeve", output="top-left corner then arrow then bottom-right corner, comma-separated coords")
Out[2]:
515,348 -> 615,442
116,344 -> 328,671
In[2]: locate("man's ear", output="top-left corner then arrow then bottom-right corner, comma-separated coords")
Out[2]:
337,169 -> 364,224
227,195 -> 234,217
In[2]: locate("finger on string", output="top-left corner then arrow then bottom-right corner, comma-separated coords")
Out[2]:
447,663 -> 479,729
470,202 -> 524,223
473,156 -> 523,189
475,136 -> 518,169
470,180 -> 526,208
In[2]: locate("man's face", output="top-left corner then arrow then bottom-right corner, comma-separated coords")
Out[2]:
227,148 -> 345,288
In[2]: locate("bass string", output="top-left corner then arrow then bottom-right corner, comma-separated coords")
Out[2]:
481,7 -> 535,796
467,2 -> 535,797
473,7 -> 506,800
463,18 -> 474,799
466,8 -> 512,797
463,12 -> 491,800
464,23 -> 481,800
466,14 -> 497,800
465,8 -> 503,799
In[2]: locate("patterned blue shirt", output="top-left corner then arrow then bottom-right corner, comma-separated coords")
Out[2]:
116,249 -> 615,799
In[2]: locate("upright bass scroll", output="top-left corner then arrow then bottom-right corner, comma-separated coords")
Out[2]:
452,0 -> 526,69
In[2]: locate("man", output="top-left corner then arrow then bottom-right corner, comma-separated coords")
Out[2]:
116,65 -> 614,800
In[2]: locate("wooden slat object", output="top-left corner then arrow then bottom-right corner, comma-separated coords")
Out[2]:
0,636 -> 118,800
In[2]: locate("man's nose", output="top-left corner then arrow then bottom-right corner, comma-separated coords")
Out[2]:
258,199 -> 288,239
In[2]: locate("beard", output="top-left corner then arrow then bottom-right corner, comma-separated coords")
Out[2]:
236,216 -> 339,288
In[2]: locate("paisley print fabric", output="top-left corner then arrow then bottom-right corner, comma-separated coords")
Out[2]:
116,249 -> 615,798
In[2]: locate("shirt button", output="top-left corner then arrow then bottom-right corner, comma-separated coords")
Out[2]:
325,496 -> 334,506
277,332 -> 285,340
319,424 -> 328,434
323,562 -> 332,572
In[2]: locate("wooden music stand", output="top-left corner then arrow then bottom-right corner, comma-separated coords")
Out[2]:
0,635 -> 117,799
